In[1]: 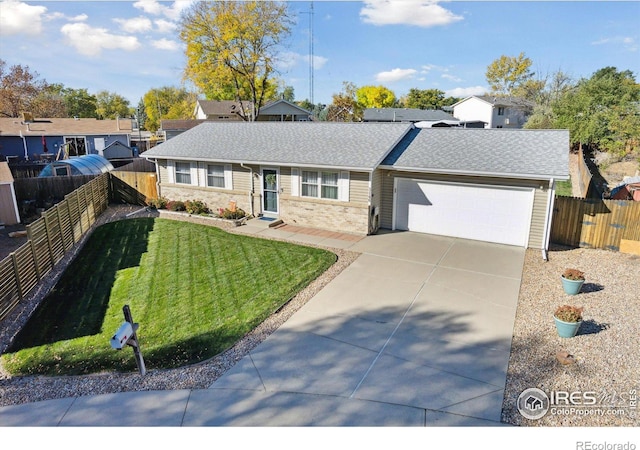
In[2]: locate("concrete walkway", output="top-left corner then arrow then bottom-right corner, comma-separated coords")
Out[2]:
0,219 -> 525,426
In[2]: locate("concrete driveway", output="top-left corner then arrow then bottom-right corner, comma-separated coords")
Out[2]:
0,228 -> 525,426
198,230 -> 525,426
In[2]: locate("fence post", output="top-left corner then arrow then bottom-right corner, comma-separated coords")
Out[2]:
26,226 -> 42,282
10,253 -> 24,299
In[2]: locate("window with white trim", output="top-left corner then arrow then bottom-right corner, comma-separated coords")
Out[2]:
207,164 -> 225,188
175,162 -> 191,184
301,170 -> 339,200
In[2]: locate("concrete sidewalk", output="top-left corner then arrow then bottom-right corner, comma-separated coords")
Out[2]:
0,221 -> 525,426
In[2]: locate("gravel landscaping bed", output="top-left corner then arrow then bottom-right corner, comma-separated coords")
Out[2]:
1,204 -> 638,428
502,244 -> 640,427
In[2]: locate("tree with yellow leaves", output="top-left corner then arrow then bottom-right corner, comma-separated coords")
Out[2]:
179,1 -> 292,121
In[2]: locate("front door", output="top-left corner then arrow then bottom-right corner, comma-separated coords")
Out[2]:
262,168 -> 279,215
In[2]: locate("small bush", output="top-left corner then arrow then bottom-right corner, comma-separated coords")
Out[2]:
147,197 -> 168,209
167,200 -> 186,212
185,200 -> 209,215
220,207 -> 246,220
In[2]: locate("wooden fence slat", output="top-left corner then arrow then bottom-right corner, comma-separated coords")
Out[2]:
0,172 -> 110,322
551,196 -> 640,251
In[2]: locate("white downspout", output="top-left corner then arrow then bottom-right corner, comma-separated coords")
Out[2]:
20,130 -> 29,160
542,178 -> 556,261
240,163 -> 254,217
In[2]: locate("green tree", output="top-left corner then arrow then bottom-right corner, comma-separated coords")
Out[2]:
179,0 -> 292,121
524,70 -> 574,130
486,52 -> 535,97
62,88 -> 98,118
553,67 -> 640,155
276,85 -> 295,102
403,88 -> 445,109
142,86 -> 196,132
356,85 -> 396,109
95,90 -> 131,119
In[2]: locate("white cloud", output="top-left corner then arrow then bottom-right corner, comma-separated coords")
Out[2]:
277,52 -> 329,71
303,55 -> 329,70
376,68 -> 417,83
46,12 -> 88,22
446,86 -> 487,97
155,19 -> 177,34
114,16 -> 153,34
591,36 -> 637,52
360,0 -> 463,27
61,23 -> 141,57
152,38 -> 180,51
441,73 -> 462,82
0,0 -> 47,36
133,0 -> 193,21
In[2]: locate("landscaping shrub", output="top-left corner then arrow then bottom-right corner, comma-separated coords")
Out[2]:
167,200 -> 186,211
185,200 -> 209,215
147,196 -> 168,209
220,207 -> 246,220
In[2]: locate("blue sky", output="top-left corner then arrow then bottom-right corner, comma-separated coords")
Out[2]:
1,0 -> 639,107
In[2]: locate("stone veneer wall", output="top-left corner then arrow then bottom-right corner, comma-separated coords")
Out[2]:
160,185 -> 252,214
279,196 -> 369,235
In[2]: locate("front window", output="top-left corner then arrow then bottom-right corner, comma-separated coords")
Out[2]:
301,170 -> 339,200
175,162 -> 191,184
301,170 -> 319,197
207,164 -> 225,188
497,107 -> 505,116
321,172 -> 338,200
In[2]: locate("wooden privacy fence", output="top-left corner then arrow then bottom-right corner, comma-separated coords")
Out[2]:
0,173 -> 109,321
13,175 -> 97,204
110,171 -> 157,205
551,196 -> 640,252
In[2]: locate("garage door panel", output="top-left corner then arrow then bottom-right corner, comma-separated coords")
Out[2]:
396,179 -> 534,247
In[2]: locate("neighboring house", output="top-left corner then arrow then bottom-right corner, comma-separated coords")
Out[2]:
0,161 -> 20,225
142,123 -> 568,254
194,99 -> 312,122
160,119 -> 209,141
256,99 -> 312,122
364,108 -> 460,127
194,100 -> 249,121
452,95 -> 534,128
609,176 -> 640,201
0,117 -> 133,161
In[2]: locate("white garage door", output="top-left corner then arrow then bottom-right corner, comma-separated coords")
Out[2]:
394,178 -> 535,247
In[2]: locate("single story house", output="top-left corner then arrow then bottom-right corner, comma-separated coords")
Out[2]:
0,117 -> 133,162
194,99 -> 312,122
142,122 -> 569,255
364,108 -> 458,125
452,95 -> 535,129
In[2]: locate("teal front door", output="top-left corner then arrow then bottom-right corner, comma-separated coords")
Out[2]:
262,168 -> 279,215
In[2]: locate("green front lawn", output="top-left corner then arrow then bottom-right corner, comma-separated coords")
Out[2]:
2,218 -> 336,376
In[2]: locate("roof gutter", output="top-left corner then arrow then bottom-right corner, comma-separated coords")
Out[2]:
379,164 -> 570,182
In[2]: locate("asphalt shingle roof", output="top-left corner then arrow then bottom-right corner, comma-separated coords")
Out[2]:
382,128 -> 569,179
142,122 -> 413,170
364,108 -> 456,122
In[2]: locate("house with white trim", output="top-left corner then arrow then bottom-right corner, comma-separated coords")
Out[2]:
142,122 -> 568,255
452,96 -> 534,129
